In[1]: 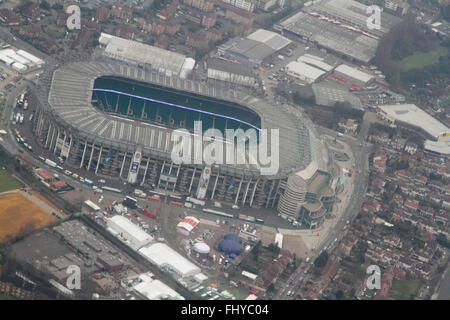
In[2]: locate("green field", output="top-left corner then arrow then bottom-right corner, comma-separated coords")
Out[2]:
0,167 -> 22,193
388,279 -> 420,300
398,46 -> 448,70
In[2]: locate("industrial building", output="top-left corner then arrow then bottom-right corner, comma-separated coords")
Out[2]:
138,242 -> 202,279
304,0 -> 401,37
107,215 -> 153,250
276,0 -> 401,64
129,273 -> 185,300
53,220 -> 125,274
0,48 -> 44,72
207,58 -> 256,86
334,64 -> 375,86
377,104 -> 450,142
297,54 -> 334,72
312,83 -> 363,110
423,140 -> 450,157
286,60 -> 327,83
218,29 -> 291,68
98,33 -> 195,78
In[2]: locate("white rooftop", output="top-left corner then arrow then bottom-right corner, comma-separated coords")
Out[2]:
378,104 -> 450,140
296,161 -> 319,181
335,64 -> 374,84
108,215 -> 153,243
424,140 -> 450,155
298,55 -> 334,72
133,273 -> 184,300
139,242 -> 201,278
286,61 -> 326,81
99,33 -> 192,76
246,29 -> 292,51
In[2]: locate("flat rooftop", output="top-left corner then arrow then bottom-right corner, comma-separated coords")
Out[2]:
378,104 -> 450,140
279,11 -> 379,63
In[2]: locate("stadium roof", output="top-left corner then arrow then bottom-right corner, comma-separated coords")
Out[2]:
139,242 -> 201,278
378,104 -> 450,140
133,273 -> 184,300
99,33 -> 194,77
44,61 -> 328,178
207,58 -> 254,77
335,64 -> 374,84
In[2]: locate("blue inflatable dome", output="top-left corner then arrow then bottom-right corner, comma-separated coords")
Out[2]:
218,239 -> 243,255
224,234 -> 242,244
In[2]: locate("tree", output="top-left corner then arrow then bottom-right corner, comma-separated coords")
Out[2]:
267,243 -> 280,255
335,290 -> 344,300
314,251 -> 329,268
40,0 -> 50,10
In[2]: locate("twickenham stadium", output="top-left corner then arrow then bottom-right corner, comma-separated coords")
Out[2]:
30,60 -> 337,229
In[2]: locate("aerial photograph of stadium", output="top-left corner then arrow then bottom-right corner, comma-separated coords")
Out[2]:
0,0 -> 449,311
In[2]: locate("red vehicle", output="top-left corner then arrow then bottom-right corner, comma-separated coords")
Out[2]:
143,209 -> 157,219
170,201 -> 183,207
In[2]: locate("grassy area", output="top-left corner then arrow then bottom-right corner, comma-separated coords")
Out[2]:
0,167 -> 22,193
388,279 -> 420,300
397,46 -> 448,71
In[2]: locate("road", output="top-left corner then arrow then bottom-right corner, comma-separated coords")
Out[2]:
276,124 -> 373,300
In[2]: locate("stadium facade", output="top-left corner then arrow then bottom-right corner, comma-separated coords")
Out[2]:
31,60 -> 336,228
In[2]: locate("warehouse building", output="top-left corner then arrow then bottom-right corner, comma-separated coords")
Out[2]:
207,58 -> 257,86
423,140 -> 450,157
297,55 -> 334,72
0,48 -> 44,72
334,64 -> 375,86
286,60 -> 326,83
218,29 -> 291,68
304,0 -> 401,37
377,104 -> 450,142
138,242 -> 201,279
99,33 -> 195,78
130,273 -> 185,300
276,0 -> 401,64
53,220 -> 125,272
107,215 -> 153,250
